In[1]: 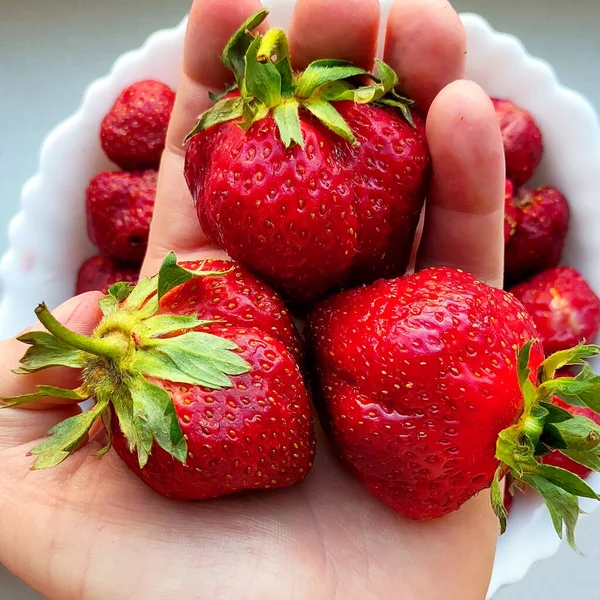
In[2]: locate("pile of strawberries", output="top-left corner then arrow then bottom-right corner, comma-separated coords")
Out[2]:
7,11 -> 600,546
76,79 -> 175,294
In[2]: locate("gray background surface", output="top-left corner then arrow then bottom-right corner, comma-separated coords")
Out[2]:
0,0 -> 599,598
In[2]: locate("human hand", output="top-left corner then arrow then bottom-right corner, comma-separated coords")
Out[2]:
0,1 -> 505,598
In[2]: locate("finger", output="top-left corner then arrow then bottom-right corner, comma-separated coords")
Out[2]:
416,80 -> 505,287
288,0 -> 380,70
384,0 -> 466,111
142,0 -> 266,277
0,293 -> 103,409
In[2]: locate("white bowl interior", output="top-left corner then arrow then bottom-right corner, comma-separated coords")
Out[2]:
1,2 -> 600,597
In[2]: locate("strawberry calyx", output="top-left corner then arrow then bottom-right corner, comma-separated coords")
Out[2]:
1,253 -> 251,470
493,342 -> 600,548
185,9 -> 415,148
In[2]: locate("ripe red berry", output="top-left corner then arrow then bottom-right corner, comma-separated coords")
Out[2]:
310,268 -> 545,520
492,98 -> 543,187
504,186 -> 569,285
86,170 -> 156,264
10,255 -> 314,502
184,12 -> 429,304
510,267 -> 600,354
101,80 -> 175,171
309,267 -> 600,540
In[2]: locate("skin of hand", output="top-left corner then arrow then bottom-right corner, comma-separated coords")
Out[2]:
0,0 -> 506,598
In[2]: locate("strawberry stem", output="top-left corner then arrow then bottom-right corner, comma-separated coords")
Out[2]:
34,302 -> 125,362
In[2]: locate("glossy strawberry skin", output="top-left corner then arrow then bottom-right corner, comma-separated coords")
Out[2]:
542,396 -> 600,478
504,180 -> 518,244
185,104 -> 429,304
492,98 -> 543,187
111,259 -> 314,500
510,267 -> 600,355
159,259 -> 303,361
101,80 -> 175,171
504,186 -> 570,285
86,170 -> 156,264
75,255 -> 138,295
113,324 -> 315,500
310,267 -> 544,520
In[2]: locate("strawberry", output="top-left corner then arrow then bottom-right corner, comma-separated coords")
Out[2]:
510,267 -> 600,355
5,254 -> 314,501
492,98 -> 543,187
86,170 -> 157,264
76,255 -> 139,295
504,179 -> 518,244
101,80 -> 175,171
309,267 -> 600,544
184,11 -> 429,303
504,186 -> 570,285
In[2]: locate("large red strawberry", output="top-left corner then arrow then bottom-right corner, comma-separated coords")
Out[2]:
504,186 -> 570,285
184,11 -> 429,303
86,170 -> 157,264
101,80 -> 175,171
310,267 -> 600,543
76,255 -> 139,295
492,98 -> 543,187
510,267 -> 600,354
5,254 -> 314,501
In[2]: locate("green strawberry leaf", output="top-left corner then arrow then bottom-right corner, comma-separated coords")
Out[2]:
12,331 -> 87,373
541,373 -> 600,413
133,314 -> 213,339
96,407 -> 113,457
377,98 -> 416,126
127,374 -> 188,468
221,9 -> 268,82
539,401 -> 573,423
244,36 -> 282,108
540,423 -> 568,450
121,277 -> 158,312
110,385 -> 139,454
560,449 -> 600,472
100,281 -> 135,316
534,463 -> 599,499
295,61 -> 367,99
273,100 -> 304,148
136,331 -> 251,389
550,417 -> 600,452
257,28 -> 293,96
540,344 -> 600,382
131,348 -> 234,389
2,385 -> 87,409
29,395 -> 109,469
491,467 -> 508,534
524,473 -> 581,550
303,99 -> 357,144
185,96 -> 245,142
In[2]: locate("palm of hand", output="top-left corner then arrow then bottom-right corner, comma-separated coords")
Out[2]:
0,0 -> 507,599
2,421 -> 496,599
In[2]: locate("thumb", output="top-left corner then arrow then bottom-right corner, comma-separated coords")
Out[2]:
0,292 -> 102,448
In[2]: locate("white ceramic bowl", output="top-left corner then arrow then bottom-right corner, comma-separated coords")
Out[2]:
1,2 -> 599,597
